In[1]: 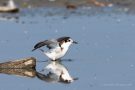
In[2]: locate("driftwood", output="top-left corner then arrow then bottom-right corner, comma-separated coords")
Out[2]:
0,57 -> 36,69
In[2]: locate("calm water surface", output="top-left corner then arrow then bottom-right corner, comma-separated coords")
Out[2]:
0,7 -> 135,90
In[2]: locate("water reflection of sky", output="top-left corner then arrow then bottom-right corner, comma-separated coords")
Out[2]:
0,8 -> 135,90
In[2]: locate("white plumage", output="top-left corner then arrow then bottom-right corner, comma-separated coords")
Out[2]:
32,36 -> 77,60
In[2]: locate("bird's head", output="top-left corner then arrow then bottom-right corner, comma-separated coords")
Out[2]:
59,37 -> 78,49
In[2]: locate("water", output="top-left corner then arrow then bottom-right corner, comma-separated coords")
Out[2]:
0,7 -> 135,90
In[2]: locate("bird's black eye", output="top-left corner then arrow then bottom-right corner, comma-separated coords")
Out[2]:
68,39 -> 70,42
65,39 -> 70,42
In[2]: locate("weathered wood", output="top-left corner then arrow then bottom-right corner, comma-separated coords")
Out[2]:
0,57 -> 36,69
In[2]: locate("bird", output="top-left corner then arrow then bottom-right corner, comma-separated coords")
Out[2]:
32,36 -> 78,60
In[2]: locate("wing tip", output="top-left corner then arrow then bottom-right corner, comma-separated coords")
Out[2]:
32,48 -> 36,52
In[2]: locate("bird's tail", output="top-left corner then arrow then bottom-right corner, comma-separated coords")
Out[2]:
32,48 -> 36,52
32,48 -> 45,53
39,49 -> 44,52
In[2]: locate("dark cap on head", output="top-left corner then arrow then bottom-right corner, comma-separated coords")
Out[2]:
57,36 -> 70,42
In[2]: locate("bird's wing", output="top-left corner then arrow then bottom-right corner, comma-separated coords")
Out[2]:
47,39 -> 59,49
32,40 -> 58,51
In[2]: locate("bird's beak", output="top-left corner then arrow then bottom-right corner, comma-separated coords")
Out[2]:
73,41 -> 78,44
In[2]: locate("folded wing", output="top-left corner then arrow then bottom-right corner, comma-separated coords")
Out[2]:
32,40 -> 58,51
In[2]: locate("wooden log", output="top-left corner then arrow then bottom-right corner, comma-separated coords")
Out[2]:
0,57 -> 36,69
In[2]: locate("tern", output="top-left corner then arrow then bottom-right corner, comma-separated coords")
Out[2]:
32,36 -> 77,60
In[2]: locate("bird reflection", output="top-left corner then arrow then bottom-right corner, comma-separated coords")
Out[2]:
0,59 -> 78,84
36,60 -> 78,84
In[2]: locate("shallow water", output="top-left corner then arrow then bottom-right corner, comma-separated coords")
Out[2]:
0,6 -> 135,90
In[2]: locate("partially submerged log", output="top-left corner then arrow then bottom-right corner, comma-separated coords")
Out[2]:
0,57 -> 36,69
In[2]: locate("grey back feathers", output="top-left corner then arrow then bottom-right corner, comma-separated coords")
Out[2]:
32,36 -> 71,51
32,40 -> 58,51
